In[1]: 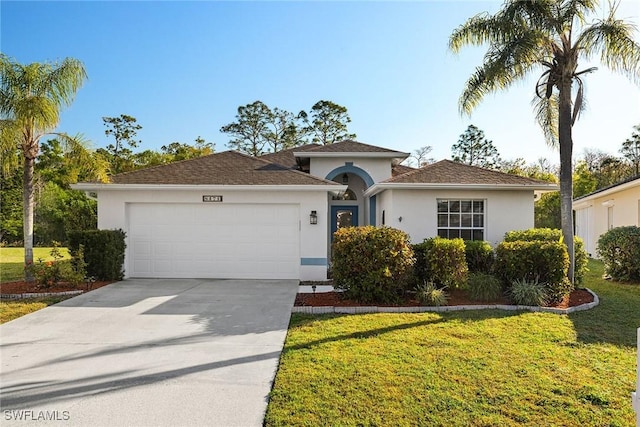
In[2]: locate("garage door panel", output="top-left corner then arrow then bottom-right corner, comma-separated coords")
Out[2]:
128,203 -> 300,279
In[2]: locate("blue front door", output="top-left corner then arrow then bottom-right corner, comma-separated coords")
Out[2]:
330,206 -> 359,240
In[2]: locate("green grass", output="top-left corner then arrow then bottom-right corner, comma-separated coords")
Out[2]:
0,296 -> 71,324
266,260 -> 640,426
0,247 -> 71,283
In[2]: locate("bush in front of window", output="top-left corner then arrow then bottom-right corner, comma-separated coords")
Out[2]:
503,228 -> 588,284
413,237 -> 468,289
495,240 -> 572,304
332,226 -> 415,304
464,240 -> 494,273
596,226 -> 640,282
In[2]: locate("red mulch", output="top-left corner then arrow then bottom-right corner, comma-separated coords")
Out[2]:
295,288 -> 594,308
0,280 -> 115,295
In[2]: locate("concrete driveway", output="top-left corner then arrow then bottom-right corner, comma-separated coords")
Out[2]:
0,279 -> 299,426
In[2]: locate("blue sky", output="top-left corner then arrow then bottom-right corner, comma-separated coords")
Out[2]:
2,1 -> 639,165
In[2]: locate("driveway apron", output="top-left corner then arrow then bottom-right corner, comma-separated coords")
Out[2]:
0,279 -> 299,426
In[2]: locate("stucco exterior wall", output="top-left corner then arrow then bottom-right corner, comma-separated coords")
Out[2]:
377,189 -> 535,245
574,184 -> 640,258
95,189 -> 330,280
310,157 -> 392,184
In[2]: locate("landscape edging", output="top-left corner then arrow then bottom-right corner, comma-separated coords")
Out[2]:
292,288 -> 599,315
0,290 -> 84,300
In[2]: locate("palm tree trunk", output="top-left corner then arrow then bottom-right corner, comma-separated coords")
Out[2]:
558,80 -> 575,284
23,156 -> 35,282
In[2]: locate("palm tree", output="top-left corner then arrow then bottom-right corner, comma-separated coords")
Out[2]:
449,0 -> 640,283
0,55 -> 87,281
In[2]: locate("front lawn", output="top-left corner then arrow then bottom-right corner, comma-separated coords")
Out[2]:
0,296 -> 73,324
266,260 -> 640,426
0,247 -> 71,283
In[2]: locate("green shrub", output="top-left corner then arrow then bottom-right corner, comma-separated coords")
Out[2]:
332,226 -> 414,304
413,237 -> 468,289
464,240 -> 494,273
466,272 -> 503,302
68,229 -> 126,281
415,281 -> 448,307
495,240 -> 573,304
504,228 -> 588,284
597,226 -> 640,282
509,277 -> 547,306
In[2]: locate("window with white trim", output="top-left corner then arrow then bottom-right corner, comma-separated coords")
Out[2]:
437,199 -> 485,240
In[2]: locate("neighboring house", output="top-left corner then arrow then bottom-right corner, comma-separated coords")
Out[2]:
74,140 -> 557,281
574,176 -> 640,257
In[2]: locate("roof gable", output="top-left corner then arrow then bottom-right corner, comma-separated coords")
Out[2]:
303,139 -> 406,154
109,150 -> 339,186
384,159 -> 554,186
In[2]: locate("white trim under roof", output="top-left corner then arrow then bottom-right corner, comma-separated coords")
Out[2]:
364,182 -> 559,197
72,183 -> 347,194
293,151 -> 410,160
573,177 -> 639,209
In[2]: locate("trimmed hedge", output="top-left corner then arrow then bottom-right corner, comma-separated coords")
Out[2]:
495,240 -> 572,304
597,226 -> 640,282
464,240 -> 494,273
68,229 -> 126,280
504,228 -> 588,284
332,226 -> 414,304
413,237 -> 468,289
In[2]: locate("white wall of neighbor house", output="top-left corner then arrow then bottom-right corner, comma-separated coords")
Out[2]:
574,185 -> 640,258
95,189 -> 330,280
377,189 -> 535,245
309,157 -> 393,184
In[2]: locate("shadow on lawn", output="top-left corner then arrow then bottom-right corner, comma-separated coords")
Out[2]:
285,316 -> 446,351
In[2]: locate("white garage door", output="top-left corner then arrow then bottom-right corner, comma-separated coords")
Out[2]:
127,203 -> 300,279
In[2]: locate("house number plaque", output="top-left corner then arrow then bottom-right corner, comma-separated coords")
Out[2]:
202,195 -> 223,202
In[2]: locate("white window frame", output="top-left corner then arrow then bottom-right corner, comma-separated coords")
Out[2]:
437,199 -> 485,241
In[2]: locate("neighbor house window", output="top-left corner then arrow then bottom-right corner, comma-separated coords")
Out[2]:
437,199 -> 484,240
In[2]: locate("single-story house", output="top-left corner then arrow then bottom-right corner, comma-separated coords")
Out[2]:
574,175 -> 640,257
73,140 -> 557,281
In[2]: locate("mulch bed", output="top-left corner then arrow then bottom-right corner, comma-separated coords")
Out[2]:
295,288 -> 594,308
1,280 -> 115,295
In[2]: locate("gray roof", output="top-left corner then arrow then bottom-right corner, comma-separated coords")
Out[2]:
110,150 -> 339,186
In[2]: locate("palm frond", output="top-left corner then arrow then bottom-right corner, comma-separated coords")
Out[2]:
459,31 -> 545,114
532,93 -> 559,148
577,16 -> 640,84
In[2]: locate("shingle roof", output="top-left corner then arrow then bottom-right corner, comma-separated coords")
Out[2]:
302,139 -> 407,154
259,144 -> 320,168
391,164 -> 416,177
385,159 -> 554,186
110,150 -> 339,186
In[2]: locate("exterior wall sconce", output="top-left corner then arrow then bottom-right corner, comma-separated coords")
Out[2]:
342,173 -> 349,184
310,210 -> 318,225
398,216 -> 403,222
